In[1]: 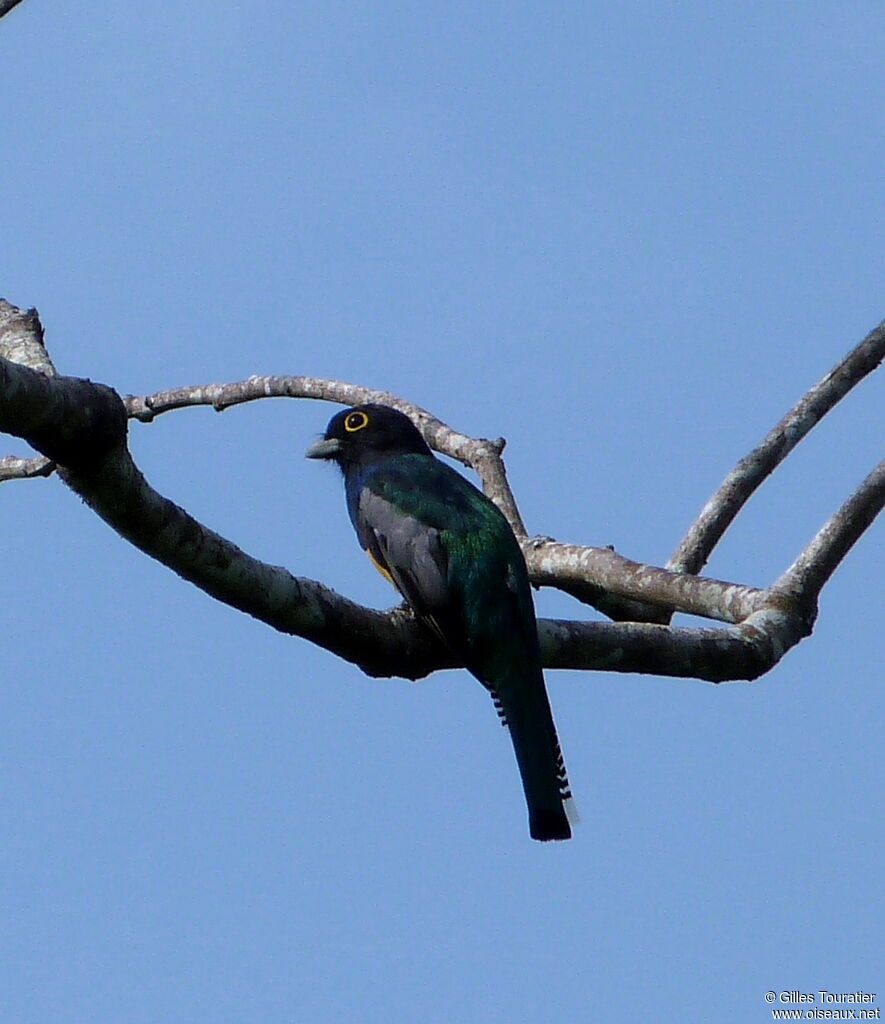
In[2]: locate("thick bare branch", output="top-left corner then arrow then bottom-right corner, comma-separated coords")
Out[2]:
523,539 -> 769,624
0,362 -> 126,471
540,606 -> 804,682
668,319 -> 885,576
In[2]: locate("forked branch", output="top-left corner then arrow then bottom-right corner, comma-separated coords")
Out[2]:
0,298 -> 881,683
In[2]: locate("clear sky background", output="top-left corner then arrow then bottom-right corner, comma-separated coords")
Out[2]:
1,3 -> 883,1022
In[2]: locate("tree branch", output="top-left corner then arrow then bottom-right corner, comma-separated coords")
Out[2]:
0,300 -> 881,687
668,319 -> 885,576
540,606 -> 803,682
9,316 -> 875,619
0,301 -> 56,375
0,454 -> 54,479
772,459 -> 885,610
523,539 -> 768,624
0,345 -> 796,682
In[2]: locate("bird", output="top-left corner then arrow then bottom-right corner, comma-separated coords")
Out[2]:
306,402 -> 576,841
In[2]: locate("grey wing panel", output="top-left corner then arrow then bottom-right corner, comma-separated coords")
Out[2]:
358,489 -> 450,618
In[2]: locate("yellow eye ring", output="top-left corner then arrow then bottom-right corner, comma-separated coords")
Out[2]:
344,410 -> 369,433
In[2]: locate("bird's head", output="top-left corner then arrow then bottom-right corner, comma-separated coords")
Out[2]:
305,403 -> 432,467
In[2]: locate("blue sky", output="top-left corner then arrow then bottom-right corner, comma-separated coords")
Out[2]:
1,3 -> 882,1022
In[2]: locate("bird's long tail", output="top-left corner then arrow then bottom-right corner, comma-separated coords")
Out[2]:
493,670 -> 576,842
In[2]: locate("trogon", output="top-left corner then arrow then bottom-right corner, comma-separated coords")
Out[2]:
306,403 -> 576,841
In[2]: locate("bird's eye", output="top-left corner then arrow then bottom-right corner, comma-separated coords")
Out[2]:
344,410 -> 369,433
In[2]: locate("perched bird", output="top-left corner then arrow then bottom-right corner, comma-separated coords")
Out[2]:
306,403 -> 576,841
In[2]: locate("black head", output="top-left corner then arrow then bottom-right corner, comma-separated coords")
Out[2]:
305,403 -> 432,466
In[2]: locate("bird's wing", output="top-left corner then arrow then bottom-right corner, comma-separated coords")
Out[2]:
357,486 -> 465,650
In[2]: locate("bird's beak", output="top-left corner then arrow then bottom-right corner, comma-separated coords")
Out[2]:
305,437 -> 343,460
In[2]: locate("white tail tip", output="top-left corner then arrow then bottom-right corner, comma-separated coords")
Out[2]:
564,796 -> 580,828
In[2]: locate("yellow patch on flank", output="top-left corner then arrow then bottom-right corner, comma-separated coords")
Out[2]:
367,549 -> 395,587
